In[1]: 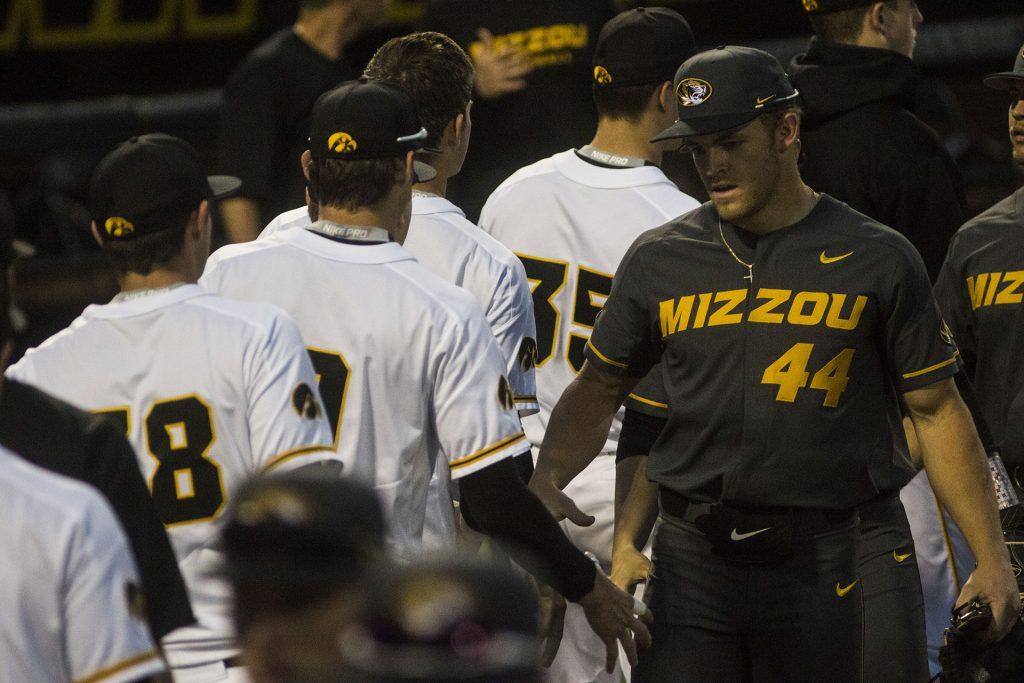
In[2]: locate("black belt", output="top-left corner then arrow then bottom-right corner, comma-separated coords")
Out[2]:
659,487 -> 856,537
224,656 -> 244,669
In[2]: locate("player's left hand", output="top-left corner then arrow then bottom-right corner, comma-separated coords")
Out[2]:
611,545 -> 652,593
578,568 -> 653,673
956,561 -> 1021,642
529,476 -> 595,527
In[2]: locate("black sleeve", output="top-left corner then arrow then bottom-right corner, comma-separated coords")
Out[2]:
617,408 -> 668,463
458,458 -> 596,602
217,58 -> 280,202
85,418 -> 197,640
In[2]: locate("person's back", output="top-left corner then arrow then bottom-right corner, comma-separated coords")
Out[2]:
0,445 -> 164,682
790,0 -> 965,280
7,286 -> 335,668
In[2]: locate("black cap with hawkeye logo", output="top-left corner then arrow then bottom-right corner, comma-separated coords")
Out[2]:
799,0 -> 875,14
652,46 -> 800,141
91,133 -> 241,241
309,79 -> 436,183
592,7 -> 696,90
983,43 -> 1024,91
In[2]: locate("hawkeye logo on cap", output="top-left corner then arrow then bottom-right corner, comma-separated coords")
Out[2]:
104,217 -> 135,238
328,132 -> 358,154
594,66 -> 613,85
802,0 -> 820,11
677,78 -> 713,107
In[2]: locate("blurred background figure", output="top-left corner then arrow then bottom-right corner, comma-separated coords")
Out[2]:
222,472 -> 387,683
418,0 -> 618,220
218,0 -> 390,242
339,555 -> 543,682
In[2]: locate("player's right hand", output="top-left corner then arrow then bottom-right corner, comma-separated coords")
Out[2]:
957,560 -> 1021,642
472,29 -> 532,99
529,476 -> 595,527
578,568 -> 653,673
611,545 -> 652,594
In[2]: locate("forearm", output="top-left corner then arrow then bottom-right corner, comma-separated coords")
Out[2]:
613,455 -> 659,555
220,198 -> 261,243
533,363 -> 634,490
915,393 -> 1006,566
459,459 -> 596,601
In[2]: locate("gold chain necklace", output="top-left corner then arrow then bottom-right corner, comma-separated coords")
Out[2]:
718,218 -> 753,282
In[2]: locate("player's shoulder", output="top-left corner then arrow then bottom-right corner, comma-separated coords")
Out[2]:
424,206 -> 522,274
205,231 -> 295,274
228,28 -> 298,81
390,258 -> 482,323
0,446 -> 115,535
952,188 -> 1022,248
817,194 -> 924,265
631,182 -> 702,221
259,206 -> 310,239
188,288 -> 300,341
484,153 -> 564,205
7,312 -> 92,374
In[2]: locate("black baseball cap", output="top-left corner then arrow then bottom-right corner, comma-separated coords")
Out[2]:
652,46 -> 800,141
592,7 -> 696,89
984,43 -> 1024,91
222,472 -> 385,588
309,79 -> 436,183
90,133 -> 240,241
800,0 -> 875,14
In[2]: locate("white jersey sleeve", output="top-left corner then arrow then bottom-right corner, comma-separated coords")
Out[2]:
490,259 -> 539,416
65,488 -> 164,683
244,310 -> 336,472
437,300 -> 531,479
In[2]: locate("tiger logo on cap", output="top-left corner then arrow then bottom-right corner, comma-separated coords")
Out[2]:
677,78 -> 713,107
802,0 -> 820,11
328,132 -> 358,154
594,66 -> 613,85
104,217 -> 135,238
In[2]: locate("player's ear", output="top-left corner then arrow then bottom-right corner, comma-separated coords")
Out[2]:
656,81 -> 673,112
403,151 -> 415,186
866,2 -> 887,36
196,200 -> 211,235
776,111 -> 801,153
452,113 -> 467,148
90,221 -> 104,247
301,150 -> 313,181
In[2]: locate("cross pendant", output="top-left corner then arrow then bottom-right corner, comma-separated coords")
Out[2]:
744,267 -> 753,282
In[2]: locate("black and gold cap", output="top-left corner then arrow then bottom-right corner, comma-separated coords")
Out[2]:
309,79 -> 436,182
983,43 -> 1024,91
799,0 -> 875,14
592,7 -> 696,89
90,133 -> 240,241
652,46 -> 799,141
222,471 -> 385,587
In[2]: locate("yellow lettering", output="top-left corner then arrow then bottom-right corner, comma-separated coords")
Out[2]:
984,272 -> 1002,307
709,290 -> 747,327
787,291 -> 830,326
995,270 -> 1024,305
660,296 -> 695,337
693,293 -> 712,329
749,288 -> 791,324
810,348 -> 855,408
825,294 -> 868,331
966,274 -> 988,310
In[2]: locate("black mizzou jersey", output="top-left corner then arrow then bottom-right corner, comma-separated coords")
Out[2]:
587,195 -> 959,509
934,187 -> 1024,466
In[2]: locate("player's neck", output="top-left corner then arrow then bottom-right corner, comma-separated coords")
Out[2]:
735,173 -> 819,236
590,119 -> 663,166
414,175 -> 448,198
293,7 -> 358,61
120,266 -> 194,294
317,204 -> 403,240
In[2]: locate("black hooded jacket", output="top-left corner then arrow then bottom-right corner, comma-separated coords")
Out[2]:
790,39 -> 966,281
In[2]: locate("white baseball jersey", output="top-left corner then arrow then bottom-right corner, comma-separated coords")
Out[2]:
0,445 -> 164,683
260,198 -> 538,547
7,284 -> 336,671
202,226 -> 530,559
480,149 -> 699,453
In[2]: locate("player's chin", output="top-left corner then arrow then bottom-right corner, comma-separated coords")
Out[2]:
1012,143 -> 1024,165
709,194 -> 748,223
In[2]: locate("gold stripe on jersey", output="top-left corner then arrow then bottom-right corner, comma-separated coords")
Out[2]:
450,432 -> 528,471
75,650 -> 161,683
262,444 -> 335,472
901,352 -> 960,380
514,395 -> 538,402
628,393 -> 668,409
585,340 -> 628,369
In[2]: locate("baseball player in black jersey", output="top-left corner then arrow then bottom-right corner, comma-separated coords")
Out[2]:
935,43 -> 1024,590
530,46 -> 1018,681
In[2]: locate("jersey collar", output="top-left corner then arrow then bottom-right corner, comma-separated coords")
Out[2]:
552,149 -> 675,190
411,194 -> 464,218
84,283 -> 208,319
283,224 -> 416,265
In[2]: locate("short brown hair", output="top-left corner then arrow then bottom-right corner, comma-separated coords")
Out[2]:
593,82 -> 665,123
363,32 -> 474,153
808,1 -> 896,43
309,158 -> 404,212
